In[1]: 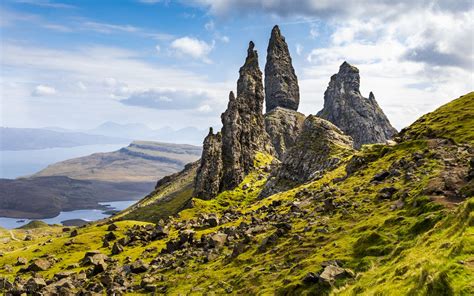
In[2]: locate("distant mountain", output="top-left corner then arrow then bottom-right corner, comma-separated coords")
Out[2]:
0,127 -> 128,151
86,122 -> 207,145
33,141 -> 202,182
0,141 -> 202,219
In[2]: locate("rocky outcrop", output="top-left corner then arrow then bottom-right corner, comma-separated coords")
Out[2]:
264,107 -> 305,159
265,25 -> 300,112
260,115 -> 353,197
194,128 -> 223,200
194,42 -> 273,199
317,62 -> 397,148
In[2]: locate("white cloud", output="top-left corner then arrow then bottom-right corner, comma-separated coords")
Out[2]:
197,104 -> 212,112
155,45 -> 161,53
219,35 -> 230,43
170,37 -> 215,63
32,84 -> 56,96
295,43 -> 303,56
1,42 -> 230,129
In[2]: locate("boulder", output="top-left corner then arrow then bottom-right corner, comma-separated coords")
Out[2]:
28,259 -> 51,271
25,277 -> 46,293
130,260 -> 149,273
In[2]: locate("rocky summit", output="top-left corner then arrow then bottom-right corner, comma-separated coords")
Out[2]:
265,25 -> 300,112
194,41 -> 273,199
260,115 -> 354,197
317,61 -> 397,148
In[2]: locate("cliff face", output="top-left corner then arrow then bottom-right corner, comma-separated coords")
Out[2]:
265,25 -> 300,113
317,62 -> 397,148
260,115 -> 354,197
264,107 -> 305,159
193,128 -> 223,200
194,42 -> 273,199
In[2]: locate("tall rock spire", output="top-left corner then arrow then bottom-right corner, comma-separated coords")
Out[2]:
194,42 -> 273,199
317,61 -> 397,148
265,25 -> 300,112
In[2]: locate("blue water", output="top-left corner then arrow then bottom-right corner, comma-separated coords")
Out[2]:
0,143 -> 128,179
0,200 -> 137,229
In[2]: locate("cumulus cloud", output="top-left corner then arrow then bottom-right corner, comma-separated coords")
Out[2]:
32,84 -> 56,96
170,37 -> 214,62
120,89 -> 213,110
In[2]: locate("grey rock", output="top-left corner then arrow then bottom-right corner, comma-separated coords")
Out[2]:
319,265 -> 354,285
130,260 -> 149,273
260,115 -> 353,197
265,107 -> 305,159
194,128 -> 223,200
27,258 -> 51,271
194,41 -> 273,199
25,277 -> 46,292
265,25 -> 300,112
317,62 -> 397,148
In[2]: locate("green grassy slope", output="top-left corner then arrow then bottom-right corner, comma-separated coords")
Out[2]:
398,92 -> 474,144
0,93 -> 472,295
114,161 -> 199,223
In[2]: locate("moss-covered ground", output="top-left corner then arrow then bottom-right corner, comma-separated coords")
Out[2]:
0,93 -> 473,295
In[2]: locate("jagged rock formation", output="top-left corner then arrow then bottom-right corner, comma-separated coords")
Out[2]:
194,128 -> 223,200
194,42 -> 273,199
317,62 -> 397,148
260,115 -> 354,197
265,25 -> 300,112
264,107 -> 305,159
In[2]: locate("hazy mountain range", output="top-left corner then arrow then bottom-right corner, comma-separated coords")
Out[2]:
1,122 -> 207,151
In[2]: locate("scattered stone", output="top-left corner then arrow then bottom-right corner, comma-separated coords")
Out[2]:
27,259 -> 51,272
25,277 -> 46,292
24,234 -> 33,241
107,224 -> 118,231
104,232 -> 117,241
111,242 -> 124,255
16,257 -> 27,266
319,265 -> 354,285
372,171 -> 391,182
70,229 -> 78,237
210,233 -> 228,249
377,187 -> 398,200
130,260 -> 149,273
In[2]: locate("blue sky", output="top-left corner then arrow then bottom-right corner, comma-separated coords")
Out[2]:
1,0 -> 472,133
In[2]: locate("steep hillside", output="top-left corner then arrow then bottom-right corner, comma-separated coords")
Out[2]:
0,93 -> 472,295
398,92 -> 474,144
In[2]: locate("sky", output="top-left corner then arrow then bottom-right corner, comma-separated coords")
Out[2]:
1,0 -> 473,132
